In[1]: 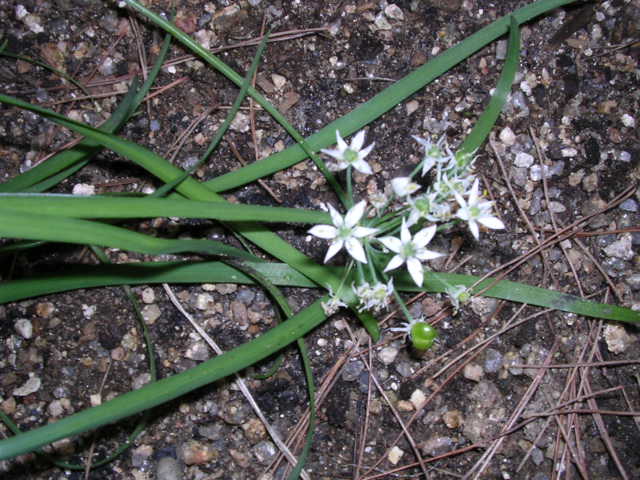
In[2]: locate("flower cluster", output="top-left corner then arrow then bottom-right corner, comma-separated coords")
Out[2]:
308,130 -> 505,340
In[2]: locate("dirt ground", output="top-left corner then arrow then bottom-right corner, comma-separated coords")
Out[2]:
1,0 -> 639,479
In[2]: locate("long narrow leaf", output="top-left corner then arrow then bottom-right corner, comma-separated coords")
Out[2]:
0,208 -> 259,261
0,194 -> 329,224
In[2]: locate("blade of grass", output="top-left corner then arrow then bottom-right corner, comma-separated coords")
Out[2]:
1,261 -> 637,324
0,194 -> 330,224
0,208 -> 260,261
458,16 -> 520,157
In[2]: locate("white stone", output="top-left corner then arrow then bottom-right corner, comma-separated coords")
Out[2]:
13,375 -> 41,396
374,12 -> 392,30
603,233 -> 633,260
141,287 -> 155,304
196,293 -> 214,310
621,113 -> 635,128
410,389 -> 426,409
514,151 -> 534,167
603,324 -> 633,354
378,346 -> 399,365
271,73 -> 286,90
384,4 -> 404,20
72,183 -> 95,196
463,363 -> 484,382
14,318 -> 33,339
499,127 -> 516,146
142,304 -> 161,325
388,446 -> 404,465
230,112 -> 250,132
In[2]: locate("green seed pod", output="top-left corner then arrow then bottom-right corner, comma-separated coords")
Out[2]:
410,322 -> 437,351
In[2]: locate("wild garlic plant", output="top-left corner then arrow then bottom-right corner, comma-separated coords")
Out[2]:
309,130 -> 505,350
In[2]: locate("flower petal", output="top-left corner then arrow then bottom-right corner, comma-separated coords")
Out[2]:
478,215 -> 505,230
344,200 -> 366,227
345,237 -> 367,263
324,239 -> 344,263
352,158 -> 373,175
406,257 -> 424,286
468,219 -> 480,240
352,226 -> 379,238
351,129 -> 366,151
327,203 -> 343,227
468,178 -> 480,204
399,218 -> 411,244
416,248 -> 444,261
379,236 -> 402,253
383,254 -> 404,272
320,148 -> 343,160
308,224 -> 337,239
413,224 -> 437,247
359,141 -> 375,159
335,130 -> 348,152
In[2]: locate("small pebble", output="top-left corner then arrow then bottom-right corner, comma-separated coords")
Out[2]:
484,349 -> 503,373
514,151 -> 534,167
142,304 -> 161,325
603,324 -> 633,354
420,436 -> 453,456
463,363 -> 484,382
499,126 -> 516,146
388,446 -> 404,465
621,113 -> 635,128
603,233 -> 633,260
410,389 -> 426,409
397,400 -> 414,411
180,440 -> 217,465
253,441 -> 276,464
384,4 -> 404,20
342,360 -> 364,381
374,12 -> 392,30
72,183 -> 96,196
132,373 -> 151,390
378,346 -> 399,365
14,318 -> 33,339
196,293 -> 213,310
395,361 -> 413,378
141,287 -> 156,304
13,375 -> 41,396
442,410 -> 463,429
619,199 -> 638,212
185,341 -> 210,361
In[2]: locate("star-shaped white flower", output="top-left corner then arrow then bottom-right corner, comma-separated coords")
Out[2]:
454,178 -> 505,240
412,135 -> 454,176
321,130 -> 375,175
378,219 -> 444,287
308,200 -> 378,264
391,177 -> 421,197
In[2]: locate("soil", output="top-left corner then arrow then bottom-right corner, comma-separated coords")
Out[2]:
1,1 -> 640,479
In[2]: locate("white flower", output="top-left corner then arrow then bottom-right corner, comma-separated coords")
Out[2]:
391,177 -> 421,197
321,285 -> 347,316
378,219 -> 444,287
445,284 -> 471,314
308,200 -> 378,264
454,178 -> 505,240
369,192 -> 388,212
321,130 -> 375,174
354,279 -> 394,312
412,135 -> 454,176
406,192 -> 436,226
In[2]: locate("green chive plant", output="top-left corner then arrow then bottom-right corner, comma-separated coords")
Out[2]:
309,130 -> 505,350
0,0 -> 637,474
